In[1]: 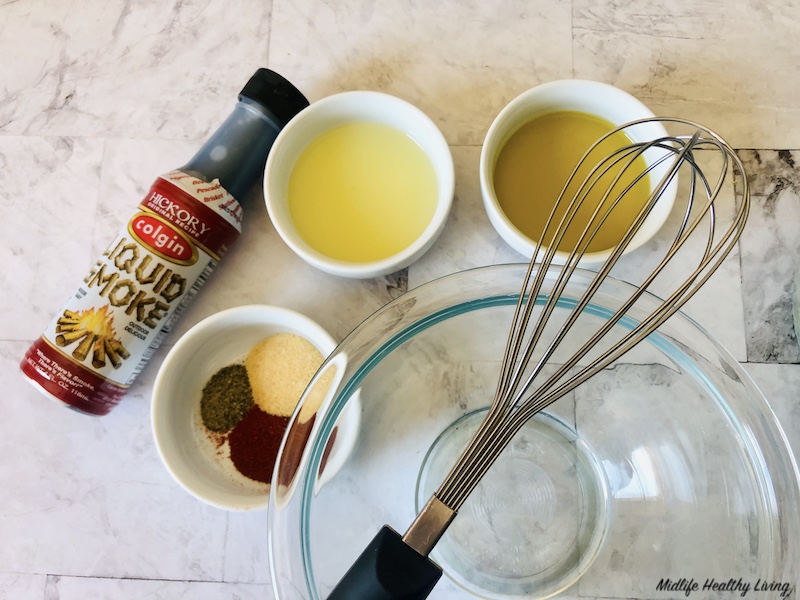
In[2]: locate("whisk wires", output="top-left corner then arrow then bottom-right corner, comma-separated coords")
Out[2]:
431,119 -> 749,512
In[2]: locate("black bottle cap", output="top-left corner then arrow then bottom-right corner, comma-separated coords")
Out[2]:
239,68 -> 310,126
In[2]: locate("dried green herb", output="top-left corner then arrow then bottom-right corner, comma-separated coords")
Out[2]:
200,364 -> 254,432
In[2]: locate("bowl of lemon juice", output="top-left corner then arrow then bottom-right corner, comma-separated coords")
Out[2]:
264,91 -> 454,278
480,79 -> 676,265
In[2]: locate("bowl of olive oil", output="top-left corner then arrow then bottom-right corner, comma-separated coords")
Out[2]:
480,80 -> 676,264
264,91 -> 454,278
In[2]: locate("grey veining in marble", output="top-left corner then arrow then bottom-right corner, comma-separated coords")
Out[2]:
738,150 -> 800,364
572,1 -> 800,148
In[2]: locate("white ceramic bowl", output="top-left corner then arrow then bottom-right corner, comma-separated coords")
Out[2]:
480,79 -> 677,264
151,304 -> 358,511
264,91 -> 455,279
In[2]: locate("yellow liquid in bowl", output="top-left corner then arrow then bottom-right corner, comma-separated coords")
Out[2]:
494,111 -> 651,254
288,122 -> 438,263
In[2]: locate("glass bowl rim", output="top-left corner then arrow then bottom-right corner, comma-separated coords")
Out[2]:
270,263 -> 800,598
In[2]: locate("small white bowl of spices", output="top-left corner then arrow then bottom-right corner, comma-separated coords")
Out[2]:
152,304 -> 359,511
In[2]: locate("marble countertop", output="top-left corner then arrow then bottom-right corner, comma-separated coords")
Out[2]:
2,1 -> 799,598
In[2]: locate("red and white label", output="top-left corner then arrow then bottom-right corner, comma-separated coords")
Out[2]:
21,171 -> 242,416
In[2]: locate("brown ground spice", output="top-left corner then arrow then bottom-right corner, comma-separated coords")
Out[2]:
228,404 -> 290,484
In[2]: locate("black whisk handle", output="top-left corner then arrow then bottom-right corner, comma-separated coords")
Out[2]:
326,526 -> 442,600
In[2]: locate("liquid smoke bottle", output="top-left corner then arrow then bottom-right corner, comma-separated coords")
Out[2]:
21,69 -> 309,416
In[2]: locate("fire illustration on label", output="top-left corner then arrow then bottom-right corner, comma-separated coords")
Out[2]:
54,306 -> 130,369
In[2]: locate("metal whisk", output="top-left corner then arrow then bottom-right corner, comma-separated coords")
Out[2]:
328,118 -> 750,600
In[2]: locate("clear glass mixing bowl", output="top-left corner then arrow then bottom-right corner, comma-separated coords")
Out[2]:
268,264 -> 800,600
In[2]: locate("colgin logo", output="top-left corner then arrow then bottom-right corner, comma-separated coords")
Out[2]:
129,213 -> 198,265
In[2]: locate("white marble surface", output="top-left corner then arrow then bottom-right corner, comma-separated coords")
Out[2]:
2,0 -> 800,598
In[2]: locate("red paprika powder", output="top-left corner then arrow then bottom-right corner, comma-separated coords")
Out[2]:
228,405 -> 290,484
